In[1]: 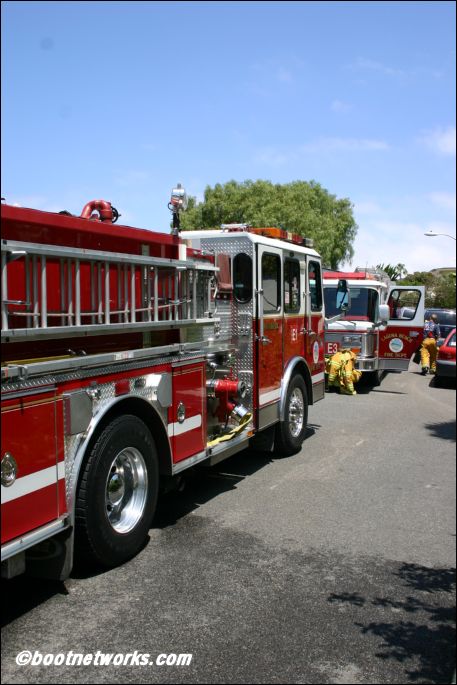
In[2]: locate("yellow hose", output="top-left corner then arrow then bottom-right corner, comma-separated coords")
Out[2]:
207,412 -> 253,448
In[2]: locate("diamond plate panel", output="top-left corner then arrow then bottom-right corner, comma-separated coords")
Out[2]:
198,235 -> 255,414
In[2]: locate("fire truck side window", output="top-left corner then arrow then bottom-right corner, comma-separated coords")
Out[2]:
233,253 -> 253,303
262,253 -> 281,313
387,289 -> 421,319
284,258 -> 300,313
308,261 -> 323,312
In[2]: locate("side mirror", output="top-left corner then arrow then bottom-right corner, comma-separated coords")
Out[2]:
378,304 -> 390,325
336,279 -> 350,312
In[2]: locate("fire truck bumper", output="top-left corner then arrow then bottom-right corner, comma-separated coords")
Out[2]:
355,358 -> 378,371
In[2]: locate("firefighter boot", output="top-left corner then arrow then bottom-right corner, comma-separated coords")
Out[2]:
340,386 -> 357,395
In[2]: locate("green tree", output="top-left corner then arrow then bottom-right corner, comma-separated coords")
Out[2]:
430,272 -> 456,308
180,179 -> 358,269
376,263 -> 408,281
398,271 -> 456,308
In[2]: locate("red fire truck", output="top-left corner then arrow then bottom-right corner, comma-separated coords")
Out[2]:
1,189 -> 340,579
323,268 -> 425,385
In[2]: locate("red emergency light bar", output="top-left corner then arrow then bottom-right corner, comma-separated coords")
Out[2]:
323,270 -> 380,280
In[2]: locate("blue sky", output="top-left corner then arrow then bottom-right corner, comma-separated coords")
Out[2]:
2,1 -> 456,272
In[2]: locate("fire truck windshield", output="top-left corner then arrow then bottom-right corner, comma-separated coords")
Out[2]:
324,286 -> 379,322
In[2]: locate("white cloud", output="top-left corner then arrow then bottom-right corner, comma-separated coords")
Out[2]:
255,146 -> 296,166
330,99 -> 352,112
353,200 -> 382,215
114,170 -> 151,187
349,58 -> 442,81
6,195 -> 49,209
301,138 -> 389,153
246,58 -> 301,95
427,191 -> 456,212
276,67 -> 293,83
344,195 -> 455,273
352,57 -> 406,78
350,217 -> 455,273
345,223 -> 454,273
351,57 -> 406,77
254,137 -> 389,166
419,126 -> 456,157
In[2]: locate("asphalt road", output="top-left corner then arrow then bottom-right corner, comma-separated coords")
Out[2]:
2,364 -> 456,684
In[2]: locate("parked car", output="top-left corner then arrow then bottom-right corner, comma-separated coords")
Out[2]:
396,306 -> 416,319
435,328 -> 456,385
424,308 -> 456,342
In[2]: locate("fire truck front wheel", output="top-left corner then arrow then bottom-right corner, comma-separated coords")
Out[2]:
275,374 -> 308,456
75,415 -> 159,568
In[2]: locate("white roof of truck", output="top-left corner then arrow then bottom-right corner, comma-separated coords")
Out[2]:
182,230 -> 321,259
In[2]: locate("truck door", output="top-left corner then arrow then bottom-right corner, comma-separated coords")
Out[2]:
257,245 -> 283,423
378,286 -> 425,370
283,254 -> 306,363
305,258 -> 325,377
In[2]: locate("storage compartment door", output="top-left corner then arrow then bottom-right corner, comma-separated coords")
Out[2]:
1,391 -> 62,544
169,363 -> 206,463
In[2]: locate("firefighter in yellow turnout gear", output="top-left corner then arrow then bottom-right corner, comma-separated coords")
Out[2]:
326,349 -> 362,395
420,313 -> 441,375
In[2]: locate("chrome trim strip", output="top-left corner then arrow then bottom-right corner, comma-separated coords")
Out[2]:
1,517 -> 68,562
1,386 -> 56,400
172,449 -> 208,474
258,401 -> 279,429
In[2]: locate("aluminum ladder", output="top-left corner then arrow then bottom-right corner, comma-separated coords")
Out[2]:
1,239 -> 217,342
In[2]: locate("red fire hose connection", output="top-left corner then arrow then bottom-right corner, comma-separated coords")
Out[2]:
80,200 -> 119,223
207,378 -> 249,424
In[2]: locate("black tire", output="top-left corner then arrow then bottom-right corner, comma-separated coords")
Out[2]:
75,415 -> 158,568
274,374 -> 308,456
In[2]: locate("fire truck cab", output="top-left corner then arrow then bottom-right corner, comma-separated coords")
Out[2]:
1,198 -> 333,580
183,225 -> 328,442
323,268 -> 425,384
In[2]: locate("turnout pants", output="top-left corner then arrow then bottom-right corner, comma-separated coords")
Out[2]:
420,337 -> 437,371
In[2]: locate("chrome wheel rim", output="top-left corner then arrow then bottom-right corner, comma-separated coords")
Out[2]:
105,448 -> 148,534
288,388 -> 305,438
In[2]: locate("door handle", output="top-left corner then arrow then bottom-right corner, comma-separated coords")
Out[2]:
256,335 -> 272,344
409,331 -> 420,337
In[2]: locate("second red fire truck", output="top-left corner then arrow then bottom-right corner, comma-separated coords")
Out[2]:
1,188 -> 345,579
323,268 -> 425,385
